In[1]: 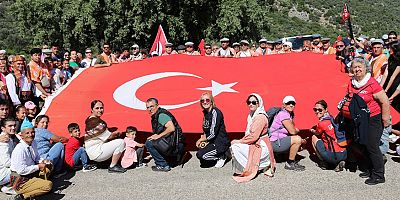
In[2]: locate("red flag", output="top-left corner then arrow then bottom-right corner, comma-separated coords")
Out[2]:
198,39 -> 205,56
150,25 -> 168,56
341,4 -> 350,22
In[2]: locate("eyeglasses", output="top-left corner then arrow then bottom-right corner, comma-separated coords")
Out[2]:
246,100 -> 258,105
200,99 -> 210,103
313,108 -> 324,112
285,101 -> 296,106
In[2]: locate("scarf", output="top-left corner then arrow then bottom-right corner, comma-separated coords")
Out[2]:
351,73 -> 371,89
245,93 -> 267,135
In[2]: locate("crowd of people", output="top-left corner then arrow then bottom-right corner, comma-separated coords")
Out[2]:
0,30 -> 399,199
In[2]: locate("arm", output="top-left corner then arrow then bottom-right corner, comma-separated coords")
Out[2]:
379,66 -> 388,87
93,63 -> 111,68
385,66 -> 400,92
0,144 -> 11,168
51,135 -> 69,143
373,90 -> 391,127
389,87 -> 400,102
282,119 -> 299,135
5,75 -> 21,106
148,121 -> 175,140
205,109 -> 222,141
34,83 -> 50,97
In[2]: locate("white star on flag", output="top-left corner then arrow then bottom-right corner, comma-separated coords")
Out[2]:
197,80 -> 239,96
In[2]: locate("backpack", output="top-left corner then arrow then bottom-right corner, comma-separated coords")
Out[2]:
321,116 -> 348,148
266,107 -> 283,136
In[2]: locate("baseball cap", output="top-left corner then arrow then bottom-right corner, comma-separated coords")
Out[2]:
165,42 -> 173,47
185,42 -> 194,46
232,42 -> 240,47
0,50 -> 6,54
131,44 -> 139,49
283,96 -> 296,104
283,42 -> 292,48
25,101 -> 36,109
240,40 -> 249,45
259,38 -> 267,43
220,38 -> 229,42
371,39 -> 384,45
382,34 -> 389,40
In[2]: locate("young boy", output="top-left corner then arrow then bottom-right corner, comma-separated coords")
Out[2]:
121,126 -> 146,169
65,123 -> 97,172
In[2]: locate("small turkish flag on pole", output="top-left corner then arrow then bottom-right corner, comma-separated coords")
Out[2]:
150,25 -> 168,56
341,4 -> 350,22
198,39 -> 205,56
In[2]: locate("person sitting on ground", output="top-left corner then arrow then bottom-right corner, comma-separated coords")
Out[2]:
34,115 -> 68,177
64,123 -> 97,172
24,101 -> 36,122
121,126 -> 146,169
310,100 -> 347,172
15,105 -> 26,133
84,100 -> 126,173
10,118 -> 52,200
0,118 -> 17,195
236,40 -> 257,58
145,98 -> 186,172
231,93 -> 275,183
195,92 -> 230,168
269,96 -> 305,171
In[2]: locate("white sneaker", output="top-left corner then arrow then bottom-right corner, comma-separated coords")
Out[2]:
135,163 -> 147,169
1,186 -> 17,195
214,156 -> 227,168
389,135 -> 399,143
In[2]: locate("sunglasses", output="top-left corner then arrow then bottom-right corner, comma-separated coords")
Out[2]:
205,47 -> 211,49
103,46 -> 110,49
200,99 -> 210,103
246,100 -> 258,105
389,36 -> 397,39
85,52 -> 92,54
285,101 -> 296,106
337,45 -> 345,47
313,108 -> 324,112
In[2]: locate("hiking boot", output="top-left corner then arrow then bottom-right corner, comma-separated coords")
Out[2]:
214,155 -> 227,168
151,165 -> 171,172
334,161 -> 345,172
82,164 -> 97,172
359,171 -> 370,178
365,177 -> 385,185
108,165 -> 127,173
284,161 -> 305,171
13,194 -> 24,200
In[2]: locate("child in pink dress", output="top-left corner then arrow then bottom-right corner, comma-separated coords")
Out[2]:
121,126 -> 146,169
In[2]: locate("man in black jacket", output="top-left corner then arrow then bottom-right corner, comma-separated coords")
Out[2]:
145,98 -> 184,172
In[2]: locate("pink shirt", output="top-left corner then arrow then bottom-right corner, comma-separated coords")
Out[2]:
269,110 -> 292,142
121,137 -> 138,168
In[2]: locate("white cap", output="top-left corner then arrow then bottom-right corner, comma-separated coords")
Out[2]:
0,50 -> 6,54
151,51 -> 158,55
259,38 -> 267,43
131,44 -> 139,48
283,95 -> 296,104
382,34 -> 389,40
220,38 -> 229,42
283,41 -> 292,48
371,39 -> 384,45
240,40 -> 249,45
185,42 -> 194,46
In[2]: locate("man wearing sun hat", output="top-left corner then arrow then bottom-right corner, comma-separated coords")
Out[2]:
256,38 -> 272,56
10,118 -> 53,200
162,43 -> 177,56
236,40 -> 257,57
215,38 -> 235,57
184,42 -> 200,55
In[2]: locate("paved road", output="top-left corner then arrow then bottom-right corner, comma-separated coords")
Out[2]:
4,150 -> 400,200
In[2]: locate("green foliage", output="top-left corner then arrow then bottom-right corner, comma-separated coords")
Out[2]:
0,0 -> 399,53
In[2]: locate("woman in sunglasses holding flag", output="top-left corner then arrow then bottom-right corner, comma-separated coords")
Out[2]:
269,95 -> 305,171
195,92 -> 230,168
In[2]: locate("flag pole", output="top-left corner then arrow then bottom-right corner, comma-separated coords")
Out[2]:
346,3 -> 355,41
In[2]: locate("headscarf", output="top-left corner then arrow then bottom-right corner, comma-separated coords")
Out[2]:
245,93 -> 267,135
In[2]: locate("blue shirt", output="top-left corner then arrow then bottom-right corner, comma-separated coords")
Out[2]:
34,128 -> 54,158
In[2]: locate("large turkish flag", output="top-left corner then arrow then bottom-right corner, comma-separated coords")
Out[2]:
42,53 -> 399,138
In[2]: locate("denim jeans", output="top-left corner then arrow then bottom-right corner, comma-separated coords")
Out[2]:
379,125 -> 391,155
145,140 -> 168,167
73,147 -> 89,167
45,142 -> 64,173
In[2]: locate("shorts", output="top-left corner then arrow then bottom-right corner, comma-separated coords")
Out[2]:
316,140 -> 347,164
272,136 -> 292,153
